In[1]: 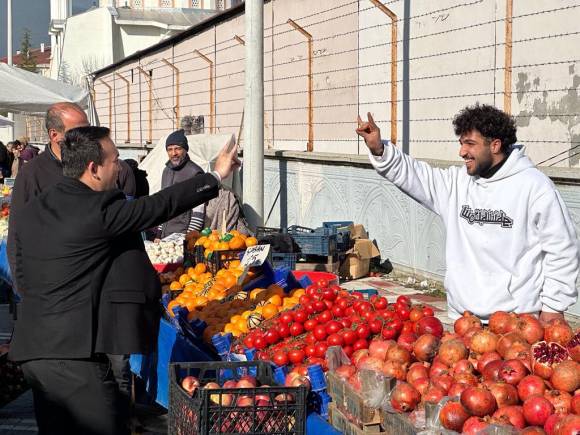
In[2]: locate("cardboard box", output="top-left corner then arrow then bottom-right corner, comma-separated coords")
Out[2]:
349,224 -> 369,240
340,239 -> 380,279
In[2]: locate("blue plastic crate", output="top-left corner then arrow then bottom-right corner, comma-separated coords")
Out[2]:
287,225 -> 337,256
271,252 -> 299,269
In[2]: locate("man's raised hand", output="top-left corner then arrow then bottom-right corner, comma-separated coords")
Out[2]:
214,139 -> 241,180
356,112 -> 384,156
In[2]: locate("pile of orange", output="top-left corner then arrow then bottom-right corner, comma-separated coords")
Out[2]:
194,229 -> 258,259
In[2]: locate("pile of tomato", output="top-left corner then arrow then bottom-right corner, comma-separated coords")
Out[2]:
233,279 -> 439,371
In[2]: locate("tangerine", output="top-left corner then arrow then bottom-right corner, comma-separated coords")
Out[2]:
245,236 -> 258,247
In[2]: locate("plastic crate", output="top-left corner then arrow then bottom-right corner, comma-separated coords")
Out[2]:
271,252 -> 299,269
286,225 -> 337,256
169,361 -> 307,435
323,221 -> 353,253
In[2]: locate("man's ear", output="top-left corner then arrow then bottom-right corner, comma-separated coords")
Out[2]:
490,138 -> 503,155
87,161 -> 100,179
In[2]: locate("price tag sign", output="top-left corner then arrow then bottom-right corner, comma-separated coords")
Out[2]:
240,244 -> 270,268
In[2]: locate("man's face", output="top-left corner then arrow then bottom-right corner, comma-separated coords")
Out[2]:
50,110 -> 89,145
166,144 -> 187,166
458,130 -> 495,176
95,137 -> 120,191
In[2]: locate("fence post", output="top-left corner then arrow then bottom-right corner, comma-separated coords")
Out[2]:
115,73 -> 131,143
161,58 -> 180,130
97,79 -> 113,130
136,66 -> 153,144
233,35 -> 246,144
193,49 -> 215,134
504,0 -> 513,114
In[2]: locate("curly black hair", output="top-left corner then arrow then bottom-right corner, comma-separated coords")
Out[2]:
453,103 -> 517,152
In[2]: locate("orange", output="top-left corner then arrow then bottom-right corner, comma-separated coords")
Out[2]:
267,294 -> 283,307
186,267 -> 196,276
223,274 -> 237,289
228,236 -> 245,250
195,295 -> 209,307
194,236 -> 207,246
179,274 -> 192,286
250,288 -> 266,301
184,299 -> 196,312
194,263 -> 207,274
229,260 -> 241,269
166,300 -> 180,317
217,241 -> 230,251
261,304 -> 279,320
245,237 -> 258,248
235,318 -> 249,333
169,281 -> 182,291
241,310 -> 253,319
291,288 -> 306,298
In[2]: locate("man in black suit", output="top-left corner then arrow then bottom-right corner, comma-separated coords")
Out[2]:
10,126 -> 239,435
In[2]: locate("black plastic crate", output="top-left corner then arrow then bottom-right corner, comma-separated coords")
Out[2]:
185,246 -> 246,274
286,225 -> 337,256
323,221 -> 353,253
169,361 -> 307,435
270,252 -> 299,270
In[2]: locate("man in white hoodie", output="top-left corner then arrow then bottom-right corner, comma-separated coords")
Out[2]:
356,103 -> 579,324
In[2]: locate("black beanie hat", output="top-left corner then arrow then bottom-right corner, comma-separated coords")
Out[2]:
165,129 -> 189,151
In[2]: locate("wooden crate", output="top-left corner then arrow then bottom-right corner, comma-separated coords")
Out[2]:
328,403 -> 385,435
380,410 -> 420,435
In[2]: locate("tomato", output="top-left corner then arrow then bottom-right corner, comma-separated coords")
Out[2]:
256,350 -> 270,361
409,306 -> 424,322
342,345 -> 353,357
299,295 -> 312,305
401,321 -> 416,335
342,329 -> 357,345
293,309 -> 308,324
325,320 -> 342,336
361,310 -> 374,321
272,351 -> 289,366
288,349 -> 306,364
317,278 -> 329,289
345,307 -> 356,317
305,284 -> 319,298
253,336 -> 267,350
390,317 -> 403,333
313,300 -> 326,313
331,305 -> 344,318
369,319 -> 383,334
265,329 -> 280,345
336,298 -> 350,310
381,325 -> 397,340
327,333 -> 344,347
373,296 -> 388,310
243,335 -> 255,349
279,312 -> 294,325
396,295 -> 411,306
303,302 -> 315,314
339,318 -> 352,329
290,322 -> 304,337
303,318 -> 318,331
313,325 -> 328,341
351,292 -> 364,300
292,365 -> 308,376
318,310 -> 333,324
355,324 -> 371,339
422,306 -> 435,317
396,304 -> 410,320
352,338 -> 369,351
304,344 -> 317,358
314,342 -> 328,358
277,324 -> 291,338
323,300 -> 334,310
322,287 -> 337,301
305,333 -> 317,345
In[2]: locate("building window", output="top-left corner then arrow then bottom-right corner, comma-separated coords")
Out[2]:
216,0 -> 224,9
131,0 -> 143,8
191,0 -> 200,7
160,0 -> 173,7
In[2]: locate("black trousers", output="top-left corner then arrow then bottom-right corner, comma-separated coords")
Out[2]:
20,357 -> 129,435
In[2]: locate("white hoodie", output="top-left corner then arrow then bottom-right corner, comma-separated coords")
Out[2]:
370,142 -> 579,321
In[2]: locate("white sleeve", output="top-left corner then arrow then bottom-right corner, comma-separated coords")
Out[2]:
533,189 -> 580,313
368,140 -> 456,215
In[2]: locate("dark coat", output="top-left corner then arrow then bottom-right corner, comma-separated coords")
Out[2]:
9,173 -> 219,361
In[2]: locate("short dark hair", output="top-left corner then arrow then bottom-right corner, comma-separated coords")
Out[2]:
45,102 -> 85,133
453,103 -> 517,152
62,126 -> 110,178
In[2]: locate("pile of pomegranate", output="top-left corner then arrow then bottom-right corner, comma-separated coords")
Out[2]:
338,311 -> 579,434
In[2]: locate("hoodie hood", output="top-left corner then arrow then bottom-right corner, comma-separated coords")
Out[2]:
474,145 -> 534,185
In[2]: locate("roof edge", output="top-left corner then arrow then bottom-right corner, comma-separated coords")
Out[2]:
92,2 -> 249,78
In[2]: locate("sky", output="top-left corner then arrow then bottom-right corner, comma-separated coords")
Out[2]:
0,0 -> 95,58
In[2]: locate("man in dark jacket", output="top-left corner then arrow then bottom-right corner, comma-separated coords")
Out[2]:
10,126 -> 238,435
157,129 -> 205,239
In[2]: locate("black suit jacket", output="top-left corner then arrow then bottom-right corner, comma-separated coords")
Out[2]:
10,173 -> 219,362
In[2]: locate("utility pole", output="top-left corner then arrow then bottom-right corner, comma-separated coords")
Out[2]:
7,0 -> 14,141
243,0 -> 264,229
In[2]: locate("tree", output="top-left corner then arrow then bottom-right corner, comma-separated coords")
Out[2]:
19,29 -> 37,73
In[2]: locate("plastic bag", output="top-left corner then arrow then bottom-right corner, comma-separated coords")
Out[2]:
359,368 -> 396,409
326,345 -> 351,371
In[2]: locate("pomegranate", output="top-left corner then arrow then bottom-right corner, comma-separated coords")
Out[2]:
514,314 -> 545,344
460,386 -> 497,417
567,330 -> 579,362
463,327 -> 483,348
439,401 -> 471,432
462,416 -> 490,434
544,414 -> 564,435
532,341 -> 571,379
504,340 -> 532,360
452,359 -> 475,375
410,377 -> 430,396
518,375 -> 547,401
429,357 -> 449,377
397,333 -> 417,353
351,349 -> 369,367
453,372 -> 479,386
489,311 -> 516,334
550,360 -> 579,393
386,345 -> 412,366
416,316 -> 444,338
334,365 -> 357,381
553,414 -> 580,435
544,390 -> 572,414
483,359 -> 505,382
390,382 -> 420,412
448,382 -> 470,399
348,372 -> 362,391
544,320 -> 573,346
438,339 -> 468,367
477,351 -> 502,373
488,382 -> 519,407
470,330 -> 499,354
493,405 -> 527,430
422,385 -> 446,403
358,356 -> 387,373
381,360 -> 407,381
497,331 -> 527,358
520,427 -> 547,435
180,376 -> 200,395
441,331 -> 461,342
406,362 -> 430,385
500,359 -> 529,385
431,373 -> 454,393
413,334 -> 440,362
523,395 -> 555,427
571,394 -> 580,415
369,338 -> 395,361
454,311 -> 482,336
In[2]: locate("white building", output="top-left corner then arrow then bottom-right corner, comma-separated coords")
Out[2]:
48,0 -> 230,85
